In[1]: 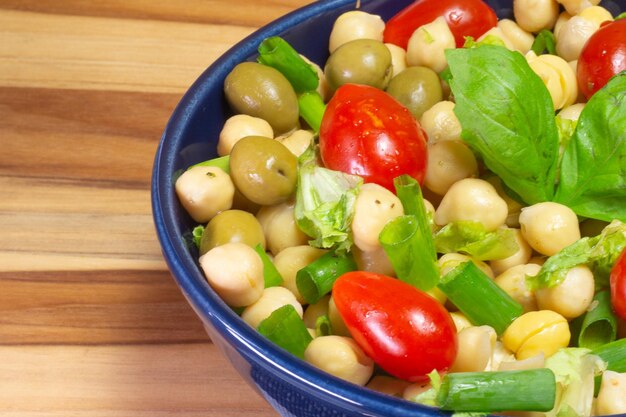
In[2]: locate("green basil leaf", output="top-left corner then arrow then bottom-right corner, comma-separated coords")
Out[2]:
554,72 -> 626,222
446,46 -> 559,205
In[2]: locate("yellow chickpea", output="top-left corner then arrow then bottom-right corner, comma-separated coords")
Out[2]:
502,310 -> 570,360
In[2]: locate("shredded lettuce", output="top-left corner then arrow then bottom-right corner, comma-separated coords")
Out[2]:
406,370 -> 441,407
527,220 -> 626,290
433,221 -> 519,261
544,348 -> 606,417
294,145 -> 362,253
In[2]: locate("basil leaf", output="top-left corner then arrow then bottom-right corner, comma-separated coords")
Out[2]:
554,72 -> 626,222
446,46 -> 559,205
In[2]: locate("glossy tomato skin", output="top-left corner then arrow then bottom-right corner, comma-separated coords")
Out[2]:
577,19 -> 626,100
610,248 -> 626,321
319,84 -> 428,192
332,271 -> 457,382
383,0 -> 498,49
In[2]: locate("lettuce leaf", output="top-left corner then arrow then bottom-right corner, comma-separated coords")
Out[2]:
433,221 -> 519,261
294,145 -> 362,253
527,220 -> 626,290
544,348 -> 606,417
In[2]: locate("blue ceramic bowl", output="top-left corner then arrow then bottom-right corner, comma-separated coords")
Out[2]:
152,1 -> 624,416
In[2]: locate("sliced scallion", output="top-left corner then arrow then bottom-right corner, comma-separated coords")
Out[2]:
436,369 -> 556,412
437,261 -> 523,334
257,36 -> 319,93
577,290 -> 617,349
298,91 -> 326,133
257,304 -> 312,359
379,175 -> 439,291
296,250 -> 357,304
189,155 -> 230,173
253,244 -> 283,288
592,338 -> 626,373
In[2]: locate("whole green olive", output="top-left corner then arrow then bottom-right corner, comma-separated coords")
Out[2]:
199,209 -> 266,255
224,62 -> 299,135
385,66 -> 443,119
229,136 -> 297,206
324,39 -> 392,92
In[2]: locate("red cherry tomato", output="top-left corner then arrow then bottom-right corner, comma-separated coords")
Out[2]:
610,248 -> 626,321
577,18 -> 626,100
383,0 -> 498,49
318,84 -> 428,192
332,271 -> 457,382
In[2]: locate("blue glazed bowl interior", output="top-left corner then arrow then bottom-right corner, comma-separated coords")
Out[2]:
151,0 -> 625,416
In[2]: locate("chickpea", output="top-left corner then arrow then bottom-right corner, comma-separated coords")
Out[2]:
276,129 -> 314,157
439,253 -> 495,279
502,310 -> 570,360
450,325 -> 497,373
199,242 -> 264,307
424,140 -> 479,196
557,0 -> 601,15
498,352 -> 545,371
366,375 -> 411,397
558,103 -> 585,121
596,371 -> 626,415
385,43 -> 407,77
403,381 -> 433,402
406,16 -> 455,73
352,183 -> 404,253
175,165 -> 235,223
273,245 -> 327,304
497,19 -> 535,54
302,294 -> 330,330
518,202 -> 581,256
419,100 -> 462,144
553,11 -> 572,39
328,10 -> 385,53
494,263 -> 541,313
535,265 -> 595,319
256,200 -> 309,256
490,229 -> 533,276
477,27 -> 516,50
241,286 -> 303,329
434,178 -> 509,232
513,0 -> 560,33
217,114 -> 273,156
484,176 -> 524,228
488,341 -> 516,371
352,246 -> 396,277
557,7 -> 612,61
304,335 -> 374,385
328,296 -> 351,337
450,312 -> 473,333
526,51 -> 578,110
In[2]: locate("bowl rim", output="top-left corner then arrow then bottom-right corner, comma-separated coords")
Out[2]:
151,0 -> 455,415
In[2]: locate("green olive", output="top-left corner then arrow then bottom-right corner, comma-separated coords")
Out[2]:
229,136 -> 297,206
224,62 -> 299,135
199,209 -> 266,255
324,39 -> 392,92
385,66 -> 443,119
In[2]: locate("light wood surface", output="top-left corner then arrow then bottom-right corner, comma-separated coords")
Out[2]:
0,1 -> 312,415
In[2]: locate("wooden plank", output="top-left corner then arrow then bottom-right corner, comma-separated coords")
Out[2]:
0,343 -> 277,416
0,87 -> 179,183
0,270 -> 208,344
0,0 -> 314,27
0,9 -> 255,93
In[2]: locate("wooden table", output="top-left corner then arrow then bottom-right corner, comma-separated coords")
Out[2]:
0,1 -> 312,415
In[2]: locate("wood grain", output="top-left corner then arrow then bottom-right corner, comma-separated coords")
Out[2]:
0,0 -> 313,415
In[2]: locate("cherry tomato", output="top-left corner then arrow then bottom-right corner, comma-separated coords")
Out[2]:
383,0 -> 498,50
610,248 -> 626,321
318,84 -> 428,192
577,18 -> 626,100
332,271 -> 457,382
